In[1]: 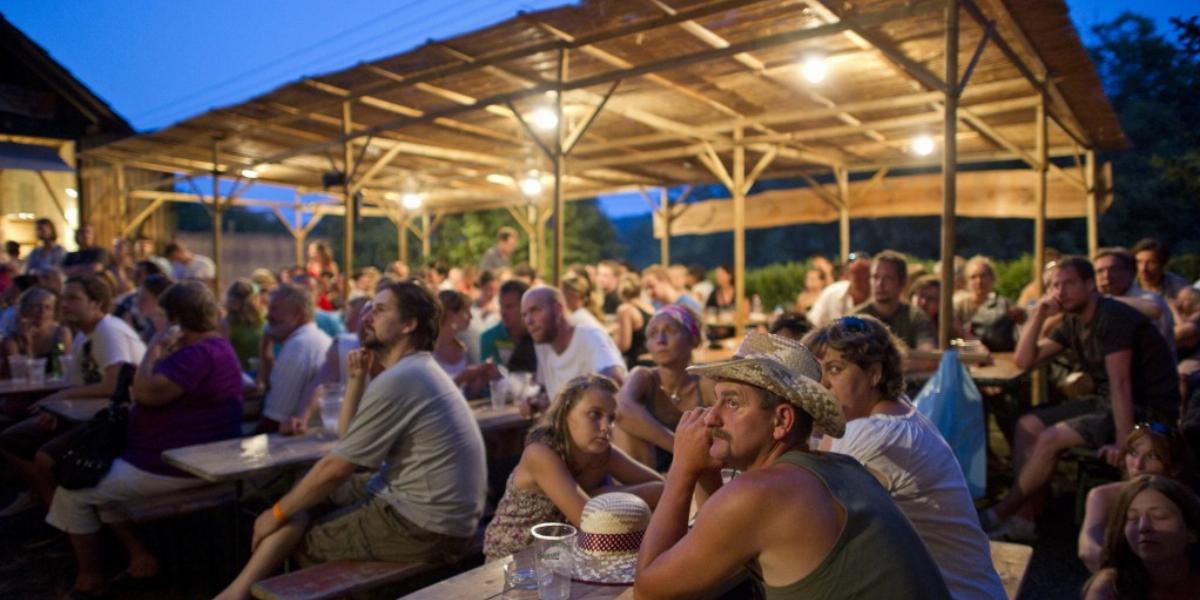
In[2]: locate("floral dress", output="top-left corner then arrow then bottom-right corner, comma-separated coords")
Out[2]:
483,471 -> 565,561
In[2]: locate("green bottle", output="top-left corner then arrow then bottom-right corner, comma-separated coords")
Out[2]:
48,342 -> 64,380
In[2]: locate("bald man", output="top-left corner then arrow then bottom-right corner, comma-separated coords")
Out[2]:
521,285 -> 625,400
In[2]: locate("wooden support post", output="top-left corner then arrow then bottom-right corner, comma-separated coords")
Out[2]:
1085,149 -> 1098,258
341,101 -> 355,304
421,211 -> 432,259
836,167 -> 850,264
552,47 -> 567,286
398,211 -> 409,266
656,188 -> 671,267
1033,91 -> 1048,296
733,123 -> 746,338
211,142 -> 223,293
115,164 -> 127,237
293,203 -> 306,267
938,0 -> 959,350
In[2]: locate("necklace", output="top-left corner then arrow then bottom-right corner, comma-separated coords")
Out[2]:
659,373 -> 690,405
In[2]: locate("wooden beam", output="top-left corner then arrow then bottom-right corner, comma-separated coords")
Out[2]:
733,124 -> 746,338
743,146 -> 778,195
1086,149 -> 1098,257
836,167 -> 851,263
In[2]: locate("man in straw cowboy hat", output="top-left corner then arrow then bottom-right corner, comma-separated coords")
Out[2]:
634,331 -> 950,599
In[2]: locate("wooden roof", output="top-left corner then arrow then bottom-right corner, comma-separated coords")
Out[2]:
83,0 -> 1125,214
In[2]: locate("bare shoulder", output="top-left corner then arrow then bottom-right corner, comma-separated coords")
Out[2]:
718,462 -> 833,515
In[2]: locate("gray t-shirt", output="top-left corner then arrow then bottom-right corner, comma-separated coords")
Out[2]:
333,351 -> 487,538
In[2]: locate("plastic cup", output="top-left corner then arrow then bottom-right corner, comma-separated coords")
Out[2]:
26,358 -> 46,385
504,551 -> 538,590
55,354 -> 74,383
7,356 -> 27,382
317,383 -> 344,431
531,523 -> 575,600
489,379 -> 508,411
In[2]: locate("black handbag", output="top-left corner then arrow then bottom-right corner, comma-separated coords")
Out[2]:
52,363 -> 136,490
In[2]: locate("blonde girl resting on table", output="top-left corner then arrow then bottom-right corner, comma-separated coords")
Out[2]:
483,374 -> 664,561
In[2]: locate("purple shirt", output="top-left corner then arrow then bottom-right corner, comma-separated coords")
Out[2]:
123,336 -> 244,476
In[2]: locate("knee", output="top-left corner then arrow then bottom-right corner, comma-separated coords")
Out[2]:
1016,414 -> 1044,436
1034,426 -> 1079,454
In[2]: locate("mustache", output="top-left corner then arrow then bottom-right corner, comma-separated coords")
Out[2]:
711,429 -> 732,442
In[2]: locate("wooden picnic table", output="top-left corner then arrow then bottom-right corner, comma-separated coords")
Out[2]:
401,549 -> 634,600
0,379 -> 71,417
907,352 -> 1027,387
38,397 -> 108,422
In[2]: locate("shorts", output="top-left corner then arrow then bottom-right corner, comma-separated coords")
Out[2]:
1032,395 -> 1141,449
45,458 -> 202,534
0,415 -> 80,462
299,474 -> 472,565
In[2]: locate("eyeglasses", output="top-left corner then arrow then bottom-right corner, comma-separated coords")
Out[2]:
1134,421 -> 1178,437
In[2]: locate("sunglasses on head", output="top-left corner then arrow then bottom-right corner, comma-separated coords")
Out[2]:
847,251 -> 871,263
1134,421 -> 1178,438
837,315 -> 868,332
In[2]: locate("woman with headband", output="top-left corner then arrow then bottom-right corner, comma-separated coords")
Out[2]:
613,305 -> 715,471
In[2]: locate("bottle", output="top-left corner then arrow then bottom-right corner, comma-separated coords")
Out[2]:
48,342 -> 64,381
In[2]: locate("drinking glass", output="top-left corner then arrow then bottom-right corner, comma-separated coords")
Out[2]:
503,550 -> 538,590
317,383 -> 345,431
489,378 -> 508,411
8,356 -> 27,382
531,522 -> 575,600
26,358 -> 46,385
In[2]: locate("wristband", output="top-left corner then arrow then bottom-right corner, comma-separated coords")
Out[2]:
272,502 -> 289,524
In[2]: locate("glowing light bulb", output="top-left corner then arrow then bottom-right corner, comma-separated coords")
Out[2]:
401,192 -> 423,210
520,172 -> 543,197
911,135 -> 935,156
531,107 -> 558,131
801,55 -> 827,84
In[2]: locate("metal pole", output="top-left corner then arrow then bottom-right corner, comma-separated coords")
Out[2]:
211,142 -> 222,293
1085,149 -> 1098,257
733,123 -> 746,338
938,0 -> 959,349
341,101 -> 355,305
660,188 -> 670,267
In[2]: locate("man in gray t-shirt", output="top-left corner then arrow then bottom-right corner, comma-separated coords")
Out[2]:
218,280 -> 487,599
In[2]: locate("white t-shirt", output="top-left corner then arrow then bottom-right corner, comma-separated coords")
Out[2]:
333,352 -> 486,538
830,409 -> 1006,600
69,315 -> 147,386
263,322 -> 332,422
172,254 -> 216,281
807,280 -> 856,327
534,324 -> 626,400
570,307 -> 605,331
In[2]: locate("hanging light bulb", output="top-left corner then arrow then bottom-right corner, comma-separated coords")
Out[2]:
520,171 -> 543,197
64,188 -> 79,199
911,134 -> 936,156
801,55 -> 828,84
240,169 -> 260,179
401,192 -> 423,210
531,107 -> 558,131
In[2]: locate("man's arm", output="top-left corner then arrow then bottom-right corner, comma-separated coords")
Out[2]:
41,362 -> 127,403
250,454 -> 357,550
1014,297 -> 1065,370
1098,350 -> 1135,467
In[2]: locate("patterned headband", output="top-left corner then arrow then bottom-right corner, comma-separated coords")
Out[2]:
657,304 -> 700,341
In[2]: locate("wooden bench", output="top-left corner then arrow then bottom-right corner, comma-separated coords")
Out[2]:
990,540 -> 1033,600
251,530 -> 485,600
102,482 -> 238,523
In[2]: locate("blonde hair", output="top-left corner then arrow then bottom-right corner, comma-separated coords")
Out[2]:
526,375 -> 619,473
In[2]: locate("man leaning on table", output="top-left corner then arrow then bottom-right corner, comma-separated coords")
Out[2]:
216,279 -> 486,600
634,332 -> 950,600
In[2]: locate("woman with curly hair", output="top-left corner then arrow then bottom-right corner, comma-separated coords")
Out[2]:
219,279 -> 265,372
1084,475 -> 1200,600
483,374 -> 662,561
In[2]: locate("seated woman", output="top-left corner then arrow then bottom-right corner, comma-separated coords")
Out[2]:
433,289 -> 488,398
1078,422 -> 1188,572
44,280 -> 244,597
613,306 -> 714,471
615,273 -> 654,370
219,278 -> 264,372
561,273 -> 604,331
483,374 -> 663,561
704,264 -> 746,340
0,287 -> 72,379
1083,475 -> 1200,599
803,315 -> 1007,600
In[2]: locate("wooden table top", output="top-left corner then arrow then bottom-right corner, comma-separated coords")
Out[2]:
38,397 -> 108,422
989,540 -> 1032,600
0,378 -> 70,398
401,550 -> 633,600
907,352 -> 1027,386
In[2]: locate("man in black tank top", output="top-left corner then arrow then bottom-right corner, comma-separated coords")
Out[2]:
634,332 -> 950,599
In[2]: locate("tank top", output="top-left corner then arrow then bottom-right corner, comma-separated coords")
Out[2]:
622,305 -> 653,369
758,451 -> 952,600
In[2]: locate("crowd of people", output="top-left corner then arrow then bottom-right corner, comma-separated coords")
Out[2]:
0,221 -> 1198,599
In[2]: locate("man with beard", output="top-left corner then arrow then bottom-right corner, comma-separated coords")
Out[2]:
479,279 -> 537,374
852,250 -> 936,352
980,256 -> 1179,541
216,280 -> 486,600
634,332 -> 950,599
259,283 -> 331,433
522,285 -> 624,402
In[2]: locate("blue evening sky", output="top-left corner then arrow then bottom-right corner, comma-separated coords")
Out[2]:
0,0 -> 1192,217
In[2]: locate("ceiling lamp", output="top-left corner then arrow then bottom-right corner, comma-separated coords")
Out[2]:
530,107 -> 559,131
801,55 -> 828,84
401,192 -> 423,210
911,134 -> 935,156
64,188 -> 79,199
520,171 -> 544,197
240,169 -> 260,179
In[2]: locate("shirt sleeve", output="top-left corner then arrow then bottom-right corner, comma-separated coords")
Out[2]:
91,319 -> 139,368
155,343 -> 209,390
586,327 -> 626,377
333,376 -> 411,469
1048,319 -> 1071,350
1096,304 -> 1137,357
828,420 -> 894,491
263,339 -> 310,421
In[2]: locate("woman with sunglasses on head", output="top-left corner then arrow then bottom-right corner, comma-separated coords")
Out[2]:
1079,422 -> 1190,572
802,315 -> 1006,600
1083,475 -> 1200,600
613,305 -> 715,471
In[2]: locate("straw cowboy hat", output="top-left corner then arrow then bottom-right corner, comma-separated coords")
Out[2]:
687,331 -> 846,438
572,492 -> 650,584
